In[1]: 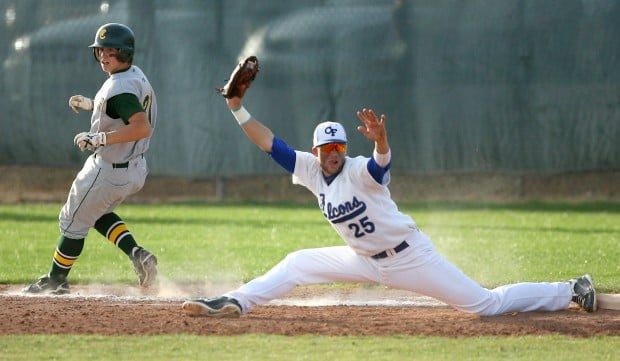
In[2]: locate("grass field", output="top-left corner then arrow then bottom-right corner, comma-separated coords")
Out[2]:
1,201 -> 619,360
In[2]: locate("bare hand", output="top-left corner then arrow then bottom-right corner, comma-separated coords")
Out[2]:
356,108 -> 387,143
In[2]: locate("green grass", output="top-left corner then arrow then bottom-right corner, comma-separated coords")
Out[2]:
1,335 -> 619,361
2,201 -> 618,290
1,201 -> 619,360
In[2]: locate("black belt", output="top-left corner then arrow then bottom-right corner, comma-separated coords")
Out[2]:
95,154 -> 141,168
371,241 -> 409,260
114,154 -> 144,168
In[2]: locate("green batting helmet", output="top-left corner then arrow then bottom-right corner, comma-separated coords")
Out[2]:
89,23 -> 134,63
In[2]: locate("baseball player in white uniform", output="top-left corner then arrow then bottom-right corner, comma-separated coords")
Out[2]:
182,94 -> 597,318
23,23 -> 157,294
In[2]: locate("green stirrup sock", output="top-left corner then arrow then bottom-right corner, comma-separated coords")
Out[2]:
94,212 -> 138,256
49,235 -> 84,281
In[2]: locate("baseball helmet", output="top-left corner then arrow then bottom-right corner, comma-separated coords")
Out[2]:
89,23 -> 135,63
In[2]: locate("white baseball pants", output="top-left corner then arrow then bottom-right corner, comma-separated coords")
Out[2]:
59,154 -> 147,239
226,230 -> 573,316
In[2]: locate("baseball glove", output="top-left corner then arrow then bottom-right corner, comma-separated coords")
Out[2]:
216,56 -> 259,99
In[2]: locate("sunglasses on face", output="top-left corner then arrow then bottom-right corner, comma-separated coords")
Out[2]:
318,142 -> 347,153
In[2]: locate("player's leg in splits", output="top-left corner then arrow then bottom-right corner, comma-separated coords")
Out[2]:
182,246 -> 380,317
376,230 -> 591,316
182,232 -> 595,317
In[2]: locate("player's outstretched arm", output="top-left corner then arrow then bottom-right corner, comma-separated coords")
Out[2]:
217,56 -> 273,152
226,97 -> 274,153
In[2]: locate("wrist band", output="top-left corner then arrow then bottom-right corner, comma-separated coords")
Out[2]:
231,106 -> 252,126
373,148 -> 391,167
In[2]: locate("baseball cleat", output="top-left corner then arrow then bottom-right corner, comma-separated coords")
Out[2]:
571,274 -> 597,312
131,247 -> 158,287
22,274 -> 70,295
182,296 -> 242,318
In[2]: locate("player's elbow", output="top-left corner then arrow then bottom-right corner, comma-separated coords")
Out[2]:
132,119 -> 152,140
257,142 -> 272,153
128,112 -> 152,139
140,125 -> 153,139
250,134 -> 274,153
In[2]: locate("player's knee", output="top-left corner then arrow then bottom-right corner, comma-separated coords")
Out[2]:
280,249 -> 316,273
281,249 -> 306,267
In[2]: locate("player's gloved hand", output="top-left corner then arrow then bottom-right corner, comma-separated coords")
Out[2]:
74,131 -> 106,151
69,95 -> 94,113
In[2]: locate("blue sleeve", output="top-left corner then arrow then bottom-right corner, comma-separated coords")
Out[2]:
268,136 -> 296,173
367,157 -> 391,184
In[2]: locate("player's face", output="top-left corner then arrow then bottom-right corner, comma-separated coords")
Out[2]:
314,142 -> 346,176
95,48 -> 129,74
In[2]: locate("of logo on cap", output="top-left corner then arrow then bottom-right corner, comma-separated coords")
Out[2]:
313,121 -> 347,147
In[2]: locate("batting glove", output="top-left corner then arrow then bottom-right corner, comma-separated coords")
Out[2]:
69,95 -> 94,113
74,131 -> 106,151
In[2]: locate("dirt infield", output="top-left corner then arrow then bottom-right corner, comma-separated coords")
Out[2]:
1,284 -> 618,337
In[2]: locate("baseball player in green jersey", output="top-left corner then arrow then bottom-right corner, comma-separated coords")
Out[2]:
23,23 -> 158,294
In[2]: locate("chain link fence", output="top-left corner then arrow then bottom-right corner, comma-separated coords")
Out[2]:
1,0 -> 618,177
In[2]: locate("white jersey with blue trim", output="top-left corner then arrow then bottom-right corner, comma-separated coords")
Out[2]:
91,65 -> 157,164
292,151 -> 417,256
